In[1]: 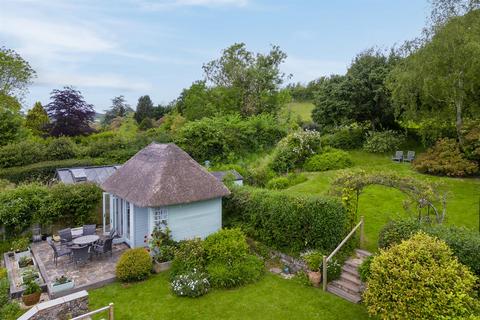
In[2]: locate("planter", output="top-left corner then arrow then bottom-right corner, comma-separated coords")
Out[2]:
153,261 -> 172,273
22,271 -> 41,285
51,280 -> 75,294
16,256 -> 36,269
14,249 -> 31,261
22,291 -> 41,306
307,271 -> 322,287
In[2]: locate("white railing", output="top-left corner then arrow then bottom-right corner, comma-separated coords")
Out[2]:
71,303 -> 114,320
322,216 -> 364,291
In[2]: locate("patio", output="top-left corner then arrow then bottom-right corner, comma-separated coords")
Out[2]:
30,233 -> 128,298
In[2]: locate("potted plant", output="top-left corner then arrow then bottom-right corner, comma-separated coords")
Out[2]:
22,281 -> 41,306
146,225 -> 176,273
52,275 -> 75,294
12,238 -> 30,260
21,267 -> 41,285
301,250 -> 323,287
17,255 -> 34,269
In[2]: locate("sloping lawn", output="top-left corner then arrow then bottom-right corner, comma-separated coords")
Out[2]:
285,102 -> 315,122
287,150 -> 480,252
89,273 -> 369,319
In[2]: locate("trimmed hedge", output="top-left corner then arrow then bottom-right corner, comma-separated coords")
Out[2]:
0,159 -> 100,184
304,148 -> 353,172
320,127 -> 365,150
0,182 -> 102,237
116,248 -> 152,282
223,187 -> 347,253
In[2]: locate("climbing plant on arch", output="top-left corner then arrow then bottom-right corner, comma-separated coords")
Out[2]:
330,170 -> 447,229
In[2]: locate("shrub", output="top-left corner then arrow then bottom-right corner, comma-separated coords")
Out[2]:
0,140 -> 46,168
171,269 -> 210,297
147,226 -> 176,263
323,257 -> 342,281
11,237 -> 30,252
304,148 -> 353,172
206,255 -> 264,289
204,228 -> 248,263
0,158 -> 97,184
363,233 -> 478,319
175,114 -> 287,163
23,281 -> 41,295
413,138 -> 478,176
0,268 -> 6,279
270,130 -> 322,173
301,250 -> 323,271
321,127 -> 365,150
45,137 -> 77,160
358,255 -> 374,283
378,218 -> 422,249
265,173 -> 307,190
116,248 -> 152,282
170,238 -> 206,278
363,130 -> 405,153
223,187 -> 347,254
0,302 -> 22,320
0,277 -> 9,306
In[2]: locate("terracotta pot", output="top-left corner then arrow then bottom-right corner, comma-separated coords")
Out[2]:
22,291 -> 41,306
307,271 -> 322,287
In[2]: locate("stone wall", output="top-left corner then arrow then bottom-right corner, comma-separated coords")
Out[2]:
18,290 -> 89,320
271,250 -> 307,273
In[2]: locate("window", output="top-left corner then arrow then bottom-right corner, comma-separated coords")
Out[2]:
153,208 -> 168,229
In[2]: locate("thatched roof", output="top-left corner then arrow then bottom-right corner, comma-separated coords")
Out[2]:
101,143 -> 230,207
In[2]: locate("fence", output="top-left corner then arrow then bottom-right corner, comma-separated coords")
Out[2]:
72,303 -> 114,320
322,216 -> 364,291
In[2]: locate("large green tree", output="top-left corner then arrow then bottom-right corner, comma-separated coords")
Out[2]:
0,47 -> 36,99
134,95 -> 154,123
389,7 -> 480,144
0,93 -> 24,145
103,95 -> 133,125
25,101 -> 49,136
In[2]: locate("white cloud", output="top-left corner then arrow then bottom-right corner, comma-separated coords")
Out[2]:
283,56 -> 347,83
137,0 -> 248,10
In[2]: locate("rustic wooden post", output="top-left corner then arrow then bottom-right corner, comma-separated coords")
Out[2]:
109,303 -> 114,320
322,255 -> 327,291
359,216 -> 365,249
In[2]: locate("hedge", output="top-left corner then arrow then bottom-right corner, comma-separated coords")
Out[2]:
0,158 -> 102,184
0,182 -> 102,237
223,187 -> 347,254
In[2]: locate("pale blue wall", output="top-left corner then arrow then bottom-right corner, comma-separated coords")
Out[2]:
166,198 -> 222,241
134,206 -> 149,248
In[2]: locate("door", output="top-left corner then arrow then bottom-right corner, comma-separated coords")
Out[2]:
102,193 -> 111,234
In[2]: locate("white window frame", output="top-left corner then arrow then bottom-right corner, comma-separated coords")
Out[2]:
150,207 -> 168,233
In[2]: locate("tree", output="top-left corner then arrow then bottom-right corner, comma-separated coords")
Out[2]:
0,47 -> 36,99
25,101 -> 49,135
389,7 -> 480,145
134,95 -> 154,123
202,43 -> 290,116
103,95 -> 133,125
138,117 -> 154,131
46,86 -> 95,136
0,93 -> 24,145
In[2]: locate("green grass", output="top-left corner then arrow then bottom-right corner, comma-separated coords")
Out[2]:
285,102 -> 315,122
89,273 -> 369,320
287,150 -> 480,252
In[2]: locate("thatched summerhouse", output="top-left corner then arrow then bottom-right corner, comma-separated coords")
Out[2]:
100,143 -> 230,247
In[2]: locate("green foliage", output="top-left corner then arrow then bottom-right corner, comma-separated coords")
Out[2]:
0,302 -> 22,320
320,127 -> 365,150
25,102 -> 49,136
116,248 -> 152,282
204,228 -> 249,263
147,226 -> 176,263
0,47 -> 36,97
358,255 -> 374,282
413,138 -> 478,176
206,254 -> 264,289
0,93 -> 26,146
463,120 -> 480,162
301,250 -> 323,271
304,148 -> 353,172
363,233 -> 478,319
323,257 -> 343,281
103,95 -> 133,125
170,239 -> 206,278
138,117 -> 154,131
417,118 -> 456,147
363,130 -> 405,153
11,237 -> 29,252
0,182 -> 100,237
23,281 -> 40,295
270,130 -> 322,173
175,114 -> 287,163
378,218 -> 422,249
171,270 -> 210,297
46,136 -> 77,160
0,158 -> 97,184
134,95 -> 154,123
223,187 -> 347,253
0,140 -> 46,168
265,173 -> 307,190
0,268 -> 6,279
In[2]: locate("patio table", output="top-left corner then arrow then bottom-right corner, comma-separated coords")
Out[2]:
72,235 -> 99,246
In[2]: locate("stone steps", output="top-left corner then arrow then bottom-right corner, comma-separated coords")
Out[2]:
326,249 -> 372,304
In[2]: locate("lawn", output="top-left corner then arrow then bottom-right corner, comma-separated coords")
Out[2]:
285,102 -> 315,122
287,150 -> 480,252
89,273 -> 369,320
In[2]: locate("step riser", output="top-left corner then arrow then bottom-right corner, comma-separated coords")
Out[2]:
327,285 -> 361,303
339,273 -> 361,286
342,266 -> 359,277
330,282 -> 361,295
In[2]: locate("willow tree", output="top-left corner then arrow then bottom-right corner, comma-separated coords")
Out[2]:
388,9 -> 480,145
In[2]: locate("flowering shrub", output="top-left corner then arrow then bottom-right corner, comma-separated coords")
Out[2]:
363,130 -> 405,153
301,250 -> 323,271
270,130 -> 322,173
170,269 -> 210,297
170,238 -> 206,278
146,224 -> 176,263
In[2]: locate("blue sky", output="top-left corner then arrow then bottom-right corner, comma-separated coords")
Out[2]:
0,0 -> 428,113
